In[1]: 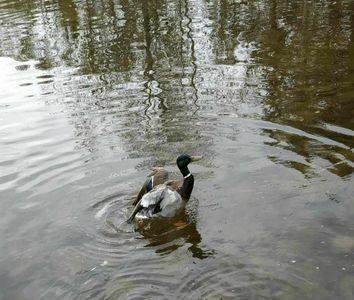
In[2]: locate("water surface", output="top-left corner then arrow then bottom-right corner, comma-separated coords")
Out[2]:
0,0 -> 353,299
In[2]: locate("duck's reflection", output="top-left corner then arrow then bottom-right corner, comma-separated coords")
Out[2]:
134,210 -> 214,260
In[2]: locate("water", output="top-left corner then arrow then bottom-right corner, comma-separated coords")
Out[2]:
0,0 -> 353,299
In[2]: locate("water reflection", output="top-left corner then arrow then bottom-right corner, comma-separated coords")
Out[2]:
1,0 -> 354,299
263,127 -> 354,179
3,0 -> 352,162
135,209 -> 215,259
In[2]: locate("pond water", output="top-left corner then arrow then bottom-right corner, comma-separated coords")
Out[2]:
0,0 -> 353,299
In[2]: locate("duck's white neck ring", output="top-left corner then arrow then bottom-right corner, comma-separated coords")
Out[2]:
184,173 -> 192,179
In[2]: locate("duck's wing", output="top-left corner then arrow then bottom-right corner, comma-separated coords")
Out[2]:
132,168 -> 169,206
127,186 -> 167,222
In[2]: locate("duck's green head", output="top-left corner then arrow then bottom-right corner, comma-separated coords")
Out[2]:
177,154 -> 202,169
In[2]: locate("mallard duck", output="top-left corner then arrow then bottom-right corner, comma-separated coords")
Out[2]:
127,154 -> 202,222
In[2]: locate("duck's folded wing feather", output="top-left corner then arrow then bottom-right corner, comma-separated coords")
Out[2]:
133,168 -> 169,206
140,186 -> 166,207
127,186 -> 167,222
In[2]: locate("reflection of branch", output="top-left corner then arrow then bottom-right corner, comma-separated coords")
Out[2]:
141,0 -> 167,118
142,0 -> 153,78
58,0 -> 78,33
352,2 -> 354,44
183,0 -> 200,114
82,0 -> 96,73
178,0 -> 185,82
141,0 -> 153,120
270,0 -> 277,30
150,2 -> 168,111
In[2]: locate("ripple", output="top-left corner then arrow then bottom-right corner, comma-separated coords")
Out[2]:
176,256 -> 304,299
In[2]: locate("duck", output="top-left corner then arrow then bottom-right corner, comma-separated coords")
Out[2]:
127,154 -> 202,222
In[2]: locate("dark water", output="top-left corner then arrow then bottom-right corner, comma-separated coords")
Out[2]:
0,0 -> 354,299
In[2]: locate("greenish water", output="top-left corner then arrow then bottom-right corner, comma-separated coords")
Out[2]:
0,0 -> 353,299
